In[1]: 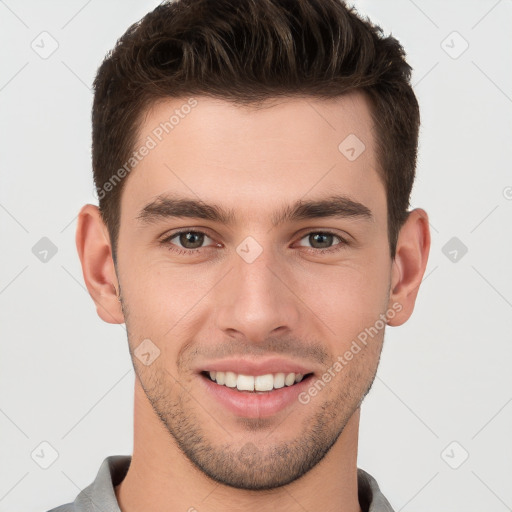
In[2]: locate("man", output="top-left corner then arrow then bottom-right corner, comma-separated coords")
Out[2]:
48,0 -> 430,510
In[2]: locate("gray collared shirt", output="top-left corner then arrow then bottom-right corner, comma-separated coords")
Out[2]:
47,455 -> 395,512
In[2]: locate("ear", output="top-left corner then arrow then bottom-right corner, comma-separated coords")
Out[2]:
75,204 -> 125,324
387,208 -> 430,326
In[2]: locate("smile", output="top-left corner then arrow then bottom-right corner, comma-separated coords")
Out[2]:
204,370 -> 310,392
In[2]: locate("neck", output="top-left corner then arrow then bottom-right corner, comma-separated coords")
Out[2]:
115,379 -> 363,512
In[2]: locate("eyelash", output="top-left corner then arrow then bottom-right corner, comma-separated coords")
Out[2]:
159,229 -> 350,257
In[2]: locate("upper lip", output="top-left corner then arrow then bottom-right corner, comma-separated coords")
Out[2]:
196,357 -> 315,376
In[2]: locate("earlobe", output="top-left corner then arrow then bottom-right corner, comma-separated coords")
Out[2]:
387,208 -> 431,327
75,204 -> 125,324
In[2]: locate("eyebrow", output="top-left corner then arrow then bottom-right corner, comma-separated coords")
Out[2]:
136,193 -> 374,227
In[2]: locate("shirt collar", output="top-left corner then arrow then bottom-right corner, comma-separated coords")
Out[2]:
60,455 -> 395,512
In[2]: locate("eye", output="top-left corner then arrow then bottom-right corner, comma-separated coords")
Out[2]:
160,230 -> 219,255
160,229 -> 349,257
171,231 -> 210,249
296,231 -> 348,253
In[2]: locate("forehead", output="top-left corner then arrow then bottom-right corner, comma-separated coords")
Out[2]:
121,92 -> 384,226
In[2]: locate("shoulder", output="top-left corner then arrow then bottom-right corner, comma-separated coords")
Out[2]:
46,504 -> 74,512
357,467 -> 395,512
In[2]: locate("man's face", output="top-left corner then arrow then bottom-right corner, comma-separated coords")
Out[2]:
115,92 -> 393,489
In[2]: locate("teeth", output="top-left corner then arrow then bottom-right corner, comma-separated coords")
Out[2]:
284,373 -> 295,386
207,371 -> 307,392
273,373 -> 285,389
254,374 -> 273,391
224,371 -> 237,388
237,374 -> 255,391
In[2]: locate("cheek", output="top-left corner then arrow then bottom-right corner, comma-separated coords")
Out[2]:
120,239 -> 391,347
121,251 -> 187,306
297,259 -> 390,330
298,260 -> 389,361
119,258 -> 223,355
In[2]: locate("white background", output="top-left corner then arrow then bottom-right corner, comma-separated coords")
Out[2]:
1,1 -> 511,511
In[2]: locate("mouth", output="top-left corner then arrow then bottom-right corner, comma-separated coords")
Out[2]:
200,370 -> 315,393
195,358 -> 318,418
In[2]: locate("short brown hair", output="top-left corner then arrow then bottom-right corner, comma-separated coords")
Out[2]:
92,0 -> 420,264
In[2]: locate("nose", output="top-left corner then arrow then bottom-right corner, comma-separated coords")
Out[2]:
214,244 -> 301,344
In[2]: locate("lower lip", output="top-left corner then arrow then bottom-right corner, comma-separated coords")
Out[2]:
199,373 -> 313,418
